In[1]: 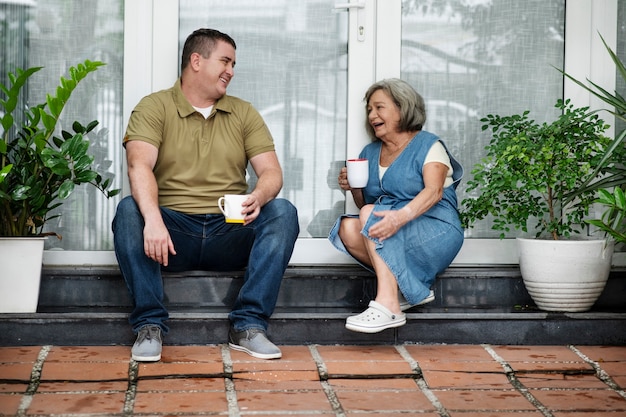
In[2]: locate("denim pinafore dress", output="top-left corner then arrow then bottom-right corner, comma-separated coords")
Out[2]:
328,131 -> 464,305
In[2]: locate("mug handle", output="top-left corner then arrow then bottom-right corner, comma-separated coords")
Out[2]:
218,197 -> 227,216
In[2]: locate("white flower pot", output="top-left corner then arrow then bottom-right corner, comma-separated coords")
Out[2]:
0,237 -> 46,313
517,238 -> 614,312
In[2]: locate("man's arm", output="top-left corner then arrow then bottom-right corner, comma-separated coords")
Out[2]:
243,151 -> 283,225
126,140 -> 176,265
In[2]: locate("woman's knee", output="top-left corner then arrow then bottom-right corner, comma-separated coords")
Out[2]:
338,218 -> 361,247
358,204 -> 375,226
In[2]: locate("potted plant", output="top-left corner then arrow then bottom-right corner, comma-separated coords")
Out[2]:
460,97 -> 626,312
0,59 -> 119,313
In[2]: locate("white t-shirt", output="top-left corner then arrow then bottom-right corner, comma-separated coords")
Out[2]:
193,105 -> 213,119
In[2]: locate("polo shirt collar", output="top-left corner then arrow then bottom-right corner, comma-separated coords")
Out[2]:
173,78 -> 235,117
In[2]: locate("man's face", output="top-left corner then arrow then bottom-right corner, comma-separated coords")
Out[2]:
198,40 -> 236,101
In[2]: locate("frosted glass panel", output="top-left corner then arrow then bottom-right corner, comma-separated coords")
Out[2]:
1,0 -> 124,250
401,0 -> 565,238
179,0 -> 348,238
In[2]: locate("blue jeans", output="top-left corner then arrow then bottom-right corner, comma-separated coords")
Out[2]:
112,196 -> 299,335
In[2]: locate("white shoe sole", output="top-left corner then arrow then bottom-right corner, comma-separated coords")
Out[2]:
400,290 -> 435,311
131,353 -> 161,362
229,342 -> 282,360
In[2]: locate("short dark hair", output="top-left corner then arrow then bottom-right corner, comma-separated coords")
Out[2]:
181,29 -> 237,73
363,78 -> 426,140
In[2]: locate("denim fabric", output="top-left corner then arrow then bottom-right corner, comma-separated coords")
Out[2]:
112,196 -> 298,334
329,131 -> 464,305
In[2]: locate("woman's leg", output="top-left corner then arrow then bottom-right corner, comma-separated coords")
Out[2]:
338,217 -> 371,265
358,205 -> 402,315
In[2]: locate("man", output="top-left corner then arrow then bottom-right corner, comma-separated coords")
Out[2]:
112,28 -> 299,362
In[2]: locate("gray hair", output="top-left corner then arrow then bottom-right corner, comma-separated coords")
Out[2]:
363,78 -> 426,140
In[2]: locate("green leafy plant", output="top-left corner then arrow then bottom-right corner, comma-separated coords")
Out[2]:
587,187 -> 626,244
559,33 -> 626,245
460,98 -> 626,240
0,60 -> 120,237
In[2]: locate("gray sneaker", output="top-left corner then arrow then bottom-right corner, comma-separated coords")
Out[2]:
131,325 -> 162,362
229,328 -> 282,359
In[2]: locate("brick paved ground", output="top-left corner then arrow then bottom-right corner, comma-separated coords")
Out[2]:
1,344 -> 625,416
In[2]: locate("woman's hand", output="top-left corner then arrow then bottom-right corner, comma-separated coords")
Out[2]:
367,207 -> 411,241
337,167 -> 351,190
338,167 -> 366,208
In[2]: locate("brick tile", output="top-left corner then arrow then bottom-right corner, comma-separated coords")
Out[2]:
40,361 -> 128,381
230,358 -> 318,373
417,359 -> 504,373
137,360 -> 223,377
133,391 -> 228,414
0,363 -> 34,381
530,389 -> 626,412
404,344 -> 498,362
0,347 -> 41,363
232,369 -> 320,382
433,389 -> 537,411
325,360 -> 413,377
46,346 -> 130,362
491,346 -> 593,373
599,361 -> 626,377
345,413 -> 439,417
0,383 -> 27,393
0,393 -> 22,415
329,378 -> 419,390
423,369 -> 511,388
551,412 -> 626,417
516,372 -> 608,389
316,345 -> 405,361
136,377 -> 224,391
27,392 -> 126,414
159,345 -> 222,362
508,362 -> 595,373
235,378 -> 323,391
576,346 -> 626,363
451,413 -> 544,417
236,390 -> 333,413
37,381 -> 127,392
492,345 -> 587,363
336,389 -> 434,412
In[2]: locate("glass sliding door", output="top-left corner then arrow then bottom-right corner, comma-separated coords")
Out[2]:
400,0 -> 565,239
179,0 -> 349,240
0,0 -> 124,251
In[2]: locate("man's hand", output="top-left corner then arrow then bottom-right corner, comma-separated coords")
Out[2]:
143,220 -> 176,266
241,194 -> 262,225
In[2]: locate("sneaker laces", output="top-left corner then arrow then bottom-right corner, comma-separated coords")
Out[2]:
136,326 -> 161,344
243,328 -> 263,340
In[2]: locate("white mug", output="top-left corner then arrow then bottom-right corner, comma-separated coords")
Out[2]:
218,194 -> 248,223
346,158 -> 369,188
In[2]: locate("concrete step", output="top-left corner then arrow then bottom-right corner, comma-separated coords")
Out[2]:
1,266 -> 625,346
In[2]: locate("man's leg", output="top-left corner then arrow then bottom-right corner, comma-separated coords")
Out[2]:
112,196 -> 169,361
227,198 -> 298,358
113,196 -> 169,334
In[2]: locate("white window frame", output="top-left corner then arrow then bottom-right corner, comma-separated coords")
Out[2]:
43,0 -> 624,266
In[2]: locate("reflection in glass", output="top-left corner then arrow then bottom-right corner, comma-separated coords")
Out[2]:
401,0 -> 565,238
0,0 -> 124,250
179,0 -> 348,237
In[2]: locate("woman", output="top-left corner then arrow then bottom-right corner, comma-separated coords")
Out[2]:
329,78 -> 464,333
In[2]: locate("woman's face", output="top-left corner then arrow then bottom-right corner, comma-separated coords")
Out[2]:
367,89 -> 401,140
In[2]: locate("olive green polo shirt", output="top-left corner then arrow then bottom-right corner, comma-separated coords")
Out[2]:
124,79 -> 275,214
